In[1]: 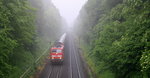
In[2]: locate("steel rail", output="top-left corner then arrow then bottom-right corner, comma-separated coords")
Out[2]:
48,65 -> 62,78
71,37 -> 82,78
69,36 -> 73,78
56,66 -> 62,78
47,65 -> 54,78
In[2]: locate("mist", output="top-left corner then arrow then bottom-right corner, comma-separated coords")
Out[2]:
51,0 -> 87,27
28,0 -> 88,42
29,0 -> 88,42
29,0 -> 68,43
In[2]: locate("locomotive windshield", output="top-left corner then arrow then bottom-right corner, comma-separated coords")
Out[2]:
52,49 -> 62,53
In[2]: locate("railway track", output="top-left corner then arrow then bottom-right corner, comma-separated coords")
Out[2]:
69,37 -> 73,78
47,65 -> 53,78
70,36 -> 82,78
39,34 -> 89,78
48,65 -> 62,78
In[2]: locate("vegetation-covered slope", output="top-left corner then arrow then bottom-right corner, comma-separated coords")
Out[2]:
0,0 -> 65,78
74,0 -> 150,77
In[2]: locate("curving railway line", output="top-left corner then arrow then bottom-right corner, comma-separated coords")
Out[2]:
39,33 -> 89,78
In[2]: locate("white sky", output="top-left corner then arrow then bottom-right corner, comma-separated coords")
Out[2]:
51,0 -> 87,26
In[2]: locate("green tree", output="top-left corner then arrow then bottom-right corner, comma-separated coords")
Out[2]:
75,0 -> 150,77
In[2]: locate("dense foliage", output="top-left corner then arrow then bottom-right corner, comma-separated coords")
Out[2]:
0,0 -> 35,77
75,0 -> 150,77
0,0 -> 64,78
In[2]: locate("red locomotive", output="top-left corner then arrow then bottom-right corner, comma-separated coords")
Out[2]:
50,33 -> 66,64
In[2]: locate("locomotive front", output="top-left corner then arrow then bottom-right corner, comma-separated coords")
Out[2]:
50,33 -> 66,64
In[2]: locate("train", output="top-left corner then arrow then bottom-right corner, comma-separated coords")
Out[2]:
49,33 -> 66,64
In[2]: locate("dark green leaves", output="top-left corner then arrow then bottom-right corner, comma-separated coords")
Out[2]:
75,0 -> 150,77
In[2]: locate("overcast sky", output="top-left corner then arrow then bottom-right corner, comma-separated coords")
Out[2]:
51,0 -> 87,26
